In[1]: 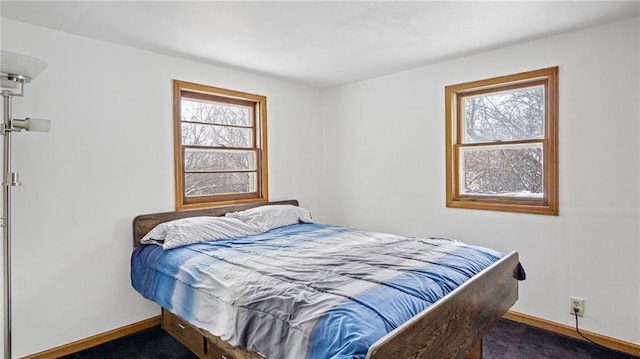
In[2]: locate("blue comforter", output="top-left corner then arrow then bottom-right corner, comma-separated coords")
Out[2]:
131,223 -> 507,359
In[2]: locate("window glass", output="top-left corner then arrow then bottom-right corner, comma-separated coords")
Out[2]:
459,144 -> 543,197
462,86 -> 544,143
181,98 -> 252,126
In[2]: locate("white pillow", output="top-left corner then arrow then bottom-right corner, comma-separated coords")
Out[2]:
225,205 -> 313,231
140,216 -> 262,250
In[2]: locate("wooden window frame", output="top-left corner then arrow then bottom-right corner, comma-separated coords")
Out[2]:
173,80 -> 268,210
445,67 -> 558,215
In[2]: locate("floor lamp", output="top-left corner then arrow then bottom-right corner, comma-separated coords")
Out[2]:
1,50 -> 49,359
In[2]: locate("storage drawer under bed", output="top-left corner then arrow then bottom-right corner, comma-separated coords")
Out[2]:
162,309 -> 237,359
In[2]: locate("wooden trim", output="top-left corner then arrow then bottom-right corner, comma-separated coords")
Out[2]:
175,80 -> 267,103
173,79 -> 268,211
446,67 -> 558,94
178,197 -> 269,211
181,90 -> 256,108
258,99 -> 268,205
173,79 -> 185,211
22,316 -> 161,359
503,311 -> 640,357
445,66 -> 559,216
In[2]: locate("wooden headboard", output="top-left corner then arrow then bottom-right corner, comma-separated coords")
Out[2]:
132,199 -> 299,247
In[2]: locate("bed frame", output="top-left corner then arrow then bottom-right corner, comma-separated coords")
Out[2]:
133,200 -> 521,359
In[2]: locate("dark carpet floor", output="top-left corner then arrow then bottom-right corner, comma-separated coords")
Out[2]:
61,319 -> 638,359
483,319 -> 638,359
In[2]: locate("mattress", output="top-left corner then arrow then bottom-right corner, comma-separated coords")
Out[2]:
131,223 -> 512,359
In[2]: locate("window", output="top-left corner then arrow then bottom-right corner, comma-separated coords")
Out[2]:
445,67 -> 558,215
173,80 -> 268,210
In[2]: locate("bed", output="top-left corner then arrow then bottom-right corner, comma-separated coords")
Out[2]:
131,200 -> 524,359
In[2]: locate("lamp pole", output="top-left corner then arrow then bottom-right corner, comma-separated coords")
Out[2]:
2,89 -> 15,359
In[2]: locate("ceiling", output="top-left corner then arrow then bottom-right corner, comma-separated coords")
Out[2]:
2,1 -> 639,89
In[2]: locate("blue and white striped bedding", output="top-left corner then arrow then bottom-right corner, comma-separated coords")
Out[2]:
131,223 -> 507,359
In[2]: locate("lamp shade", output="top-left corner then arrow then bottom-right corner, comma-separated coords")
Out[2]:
1,50 -> 48,82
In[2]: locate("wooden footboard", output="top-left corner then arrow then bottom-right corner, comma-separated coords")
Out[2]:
366,251 -> 520,359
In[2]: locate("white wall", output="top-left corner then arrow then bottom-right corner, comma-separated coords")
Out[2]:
321,16 -> 640,345
1,19 -> 324,358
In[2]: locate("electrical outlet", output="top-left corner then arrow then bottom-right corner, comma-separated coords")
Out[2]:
570,297 -> 585,317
